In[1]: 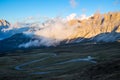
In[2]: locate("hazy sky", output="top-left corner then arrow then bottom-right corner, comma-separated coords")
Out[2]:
0,0 -> 120,22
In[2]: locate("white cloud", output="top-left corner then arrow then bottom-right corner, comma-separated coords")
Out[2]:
18,17 -> 78,48
66,13 -> 77,20
70,0 -> 77,8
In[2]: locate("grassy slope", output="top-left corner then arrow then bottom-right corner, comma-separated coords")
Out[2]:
0,42 -> 120,80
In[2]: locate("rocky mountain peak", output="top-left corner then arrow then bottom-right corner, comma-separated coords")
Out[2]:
0,19 -> 10,27
0,19 -> 10,30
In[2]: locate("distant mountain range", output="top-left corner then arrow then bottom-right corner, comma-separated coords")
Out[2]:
0,12 -> 120,52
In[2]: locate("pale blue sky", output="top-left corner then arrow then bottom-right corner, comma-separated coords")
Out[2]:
0,0 -> 120,23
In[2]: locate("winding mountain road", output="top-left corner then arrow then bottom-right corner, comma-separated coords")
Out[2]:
15,53 -> 97,74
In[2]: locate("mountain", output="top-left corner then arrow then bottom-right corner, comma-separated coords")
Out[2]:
0,19 -> 10,28
0,19 -> 10,32
0,19 -> 30,40
0,33 -> 31,52
67,12 -> 120,40
0,12 -> 120,51
0,19 -> 11,40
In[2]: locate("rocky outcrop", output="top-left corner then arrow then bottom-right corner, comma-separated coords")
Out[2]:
0,19 -> 10,26
0,19 -> 10,30
67,12 -> 120,40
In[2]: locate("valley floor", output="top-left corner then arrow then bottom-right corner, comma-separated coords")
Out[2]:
0,42 -> 120,80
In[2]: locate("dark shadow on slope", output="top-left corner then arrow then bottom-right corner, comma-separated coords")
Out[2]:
0,33 -> 31,52
74,59 -> 120,80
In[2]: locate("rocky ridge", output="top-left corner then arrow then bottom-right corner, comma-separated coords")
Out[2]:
67,12 -> 120,40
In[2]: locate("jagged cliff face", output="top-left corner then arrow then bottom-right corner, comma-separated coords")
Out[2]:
0,20 -> 10,30
67,12 -> 120,40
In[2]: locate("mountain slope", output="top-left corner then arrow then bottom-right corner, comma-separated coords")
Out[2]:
67,12 -> 120,40
0,33 -> 31,52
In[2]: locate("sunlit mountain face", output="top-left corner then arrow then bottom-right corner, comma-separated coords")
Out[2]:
0,12 -> 120,51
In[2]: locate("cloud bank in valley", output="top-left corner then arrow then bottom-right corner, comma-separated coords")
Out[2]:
19,17 -> 78,48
